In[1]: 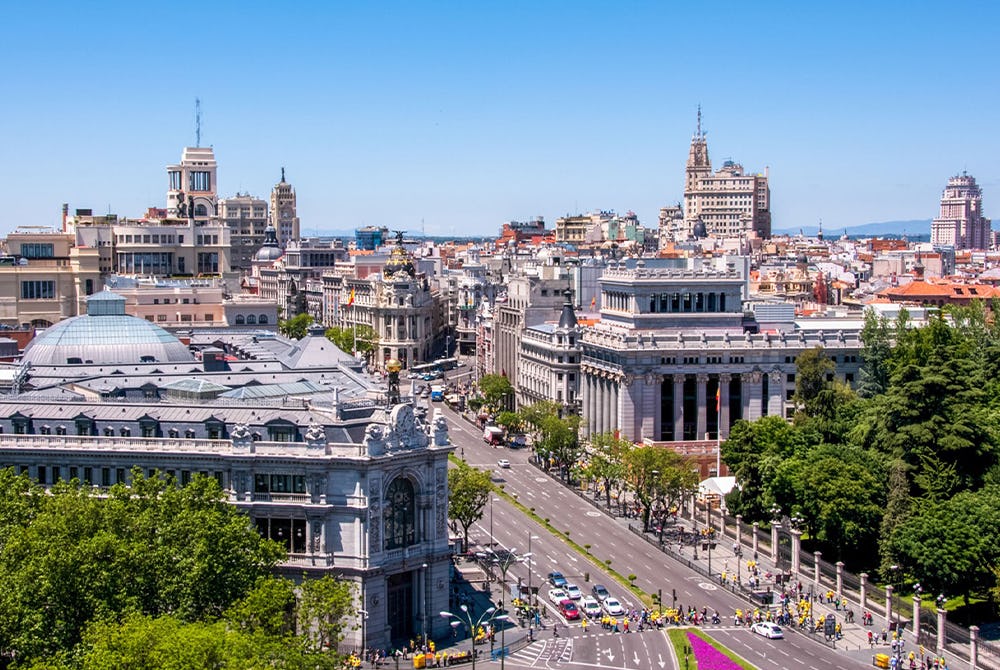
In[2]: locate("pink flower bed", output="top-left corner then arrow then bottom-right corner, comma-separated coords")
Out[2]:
686,631 -> 743,670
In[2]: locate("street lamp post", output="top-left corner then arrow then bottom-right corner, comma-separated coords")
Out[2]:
421,563 -> 429,646
440,605 -> 508,670
358,609 -> 369,663
528,534 -> 540,605
489,547 -> 530,670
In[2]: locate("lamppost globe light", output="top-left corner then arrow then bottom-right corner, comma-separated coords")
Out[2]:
485,606 -> 495,614
460,604 -> 469,613
440,611 -> 452,618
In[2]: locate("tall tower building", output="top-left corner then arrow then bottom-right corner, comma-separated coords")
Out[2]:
219,193 -> 269,274
166,147 -> 218,222
681,109 -> 771,241
931,173 -> 991,250
270,168 -> 300,246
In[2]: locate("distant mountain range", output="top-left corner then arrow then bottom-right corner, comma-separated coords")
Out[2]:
774,219 -> 931,238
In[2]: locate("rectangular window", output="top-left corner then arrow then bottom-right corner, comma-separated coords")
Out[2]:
101,468 -> 111,487
21,280 -> 55,300
37,466 -> 46,485
20,243 -> 54,258
116,468 -> 126,484
83,467 -> 93,485
189,171 -> 212,192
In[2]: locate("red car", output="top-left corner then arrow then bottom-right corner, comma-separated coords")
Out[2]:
558,599 -> 580,620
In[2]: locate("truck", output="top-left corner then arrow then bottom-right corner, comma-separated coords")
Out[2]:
430,385 -> 445,402
483,425 -> 504,446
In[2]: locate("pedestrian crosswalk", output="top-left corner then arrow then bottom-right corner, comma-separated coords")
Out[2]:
513,638 -> 573,664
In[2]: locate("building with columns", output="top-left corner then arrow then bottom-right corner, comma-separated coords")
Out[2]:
0,294 -> 453,651
579,261 -> 862,448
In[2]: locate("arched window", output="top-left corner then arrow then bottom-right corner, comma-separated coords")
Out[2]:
258,314 -> 268,324
383,478 -> 416,550
195,204 -> 208,217
247,314 -> 257,325
235,314 -> 246,325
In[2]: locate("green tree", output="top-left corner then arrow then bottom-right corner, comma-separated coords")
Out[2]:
279,313 -> 314,340
792,346 -> 835,417
858,309 -> 894,398
296,575 -> 356,653
0,470 -> 284,663
771,445 -> 886,561
623,446 -> 697,533
478,374 -> 513,410
448,463 -> 493,553
721,417 -> 804,523
494,411 -> 522,435
886,486 -> 1000,604
537,414 -> 582,482
325,325 -> 379,359
585,432 -> 630,509
224,576 -> 297,638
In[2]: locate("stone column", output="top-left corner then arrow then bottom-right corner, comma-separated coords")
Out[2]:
740,371 -> 753,421
770,520 -> 780,562
611,378 -> 620,434
859,573 -> 868,612
814,551 -> 822,587
719,508 -> 727,537
752,522 -> 759,557
936,608 -> 946,656
696,373 -> 708,440
718,373 -> 732,439
790,528 -> 802,575
767,369 -> 784,418
836,561 -> 844,600
735,514 -> 743,547
971,625 -> 980,670
673,374 -> 685,441
885,586 -> 894,629
912,595 -> 921,646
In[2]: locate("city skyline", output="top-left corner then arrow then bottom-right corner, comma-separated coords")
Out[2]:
2,1 -> 998,238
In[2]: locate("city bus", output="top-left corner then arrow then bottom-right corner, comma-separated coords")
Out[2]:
433,357 -> 459,371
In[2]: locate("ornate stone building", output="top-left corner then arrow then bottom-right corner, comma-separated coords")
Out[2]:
930,172 -> 991,250
579,262 -> 861,446
0,294 -> 453,650
516,291 -> 581,412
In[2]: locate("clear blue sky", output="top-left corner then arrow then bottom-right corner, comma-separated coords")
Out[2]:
2,1 -> 998,238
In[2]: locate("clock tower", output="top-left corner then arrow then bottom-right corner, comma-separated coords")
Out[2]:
269,167 -> 300,246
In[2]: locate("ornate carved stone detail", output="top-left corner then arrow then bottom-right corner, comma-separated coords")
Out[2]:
769,369 -> 783,382
750,369 -> 763,384
622,373 -> 635,387
432,409 -> 449,447
644,372 -> 662,386
368,477 -> 381,551
311,521 -> 323,553
385,404 -> 428,451
695,373 -> 710,384
305,422 -> 326,447
673,373 -> 687,384
231,423 -> 252,447
719,373 -> 732,384
364,423 -> 387,456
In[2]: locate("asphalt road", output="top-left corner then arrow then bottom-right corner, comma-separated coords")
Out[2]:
432,397 -> 869,670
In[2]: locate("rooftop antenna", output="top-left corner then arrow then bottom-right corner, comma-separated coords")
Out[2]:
195,98 -> 202,147
697,104 -> 702,137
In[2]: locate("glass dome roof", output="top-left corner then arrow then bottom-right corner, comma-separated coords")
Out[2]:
21,291 -> 195,366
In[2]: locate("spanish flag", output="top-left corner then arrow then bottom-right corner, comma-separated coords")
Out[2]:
347,288 -> 355,306
590,296 -> 596,309
715,386 -> 721,412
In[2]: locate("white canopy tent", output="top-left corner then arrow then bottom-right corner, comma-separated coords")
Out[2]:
699,476 -> 737,498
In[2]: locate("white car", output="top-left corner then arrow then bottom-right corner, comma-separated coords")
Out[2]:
601,597 -> 625,616
751,622 -> 783,639
497,459 -> 511,469
547,588 -> 568,604
564,583 -> 582,600
580,596 -> 602,618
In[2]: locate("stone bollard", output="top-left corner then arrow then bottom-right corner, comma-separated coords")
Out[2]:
790,528 -> 802,575
736,514 -> 743,547
937,608 -> 946,657
859,573 -> 868,612
752,522 -> 759,557
885,585 -> 894,628
836,561 -> 844,600
814,551 -> 822,587
770,522 -> 780,562
971,625 -> 980,670
912,595 -> 921,646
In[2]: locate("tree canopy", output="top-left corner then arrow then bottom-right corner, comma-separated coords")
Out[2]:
325,325 -> 379,359
279,313 -> 314,340
447,463 -> 493,553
